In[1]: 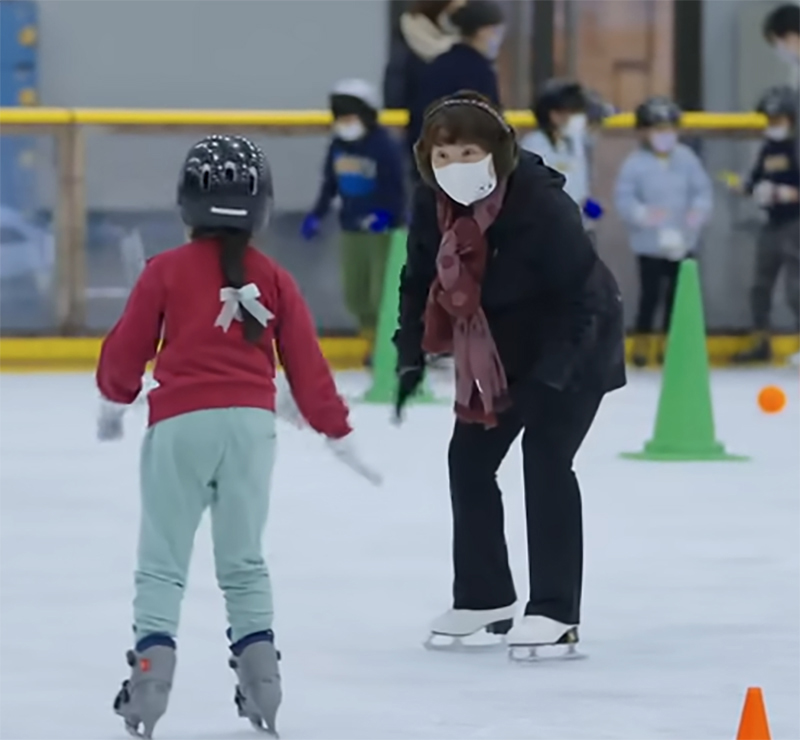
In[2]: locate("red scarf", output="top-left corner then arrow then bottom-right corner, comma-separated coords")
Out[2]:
422,183 -> 511,427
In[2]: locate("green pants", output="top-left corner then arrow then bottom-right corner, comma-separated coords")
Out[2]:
340,230 -> 391,334
134,408 -> 276,645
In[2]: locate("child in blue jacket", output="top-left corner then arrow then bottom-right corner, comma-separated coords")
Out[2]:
301,79 -> 405,363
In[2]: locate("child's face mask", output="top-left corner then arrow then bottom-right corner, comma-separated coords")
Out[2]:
484,25 -> 505,60
649,131 -> 678,154
562,113 -> 588,141
334,120 -> 366,141
773,41 -> 800,67
765,125 -> 790,141
433,154 -> 497,205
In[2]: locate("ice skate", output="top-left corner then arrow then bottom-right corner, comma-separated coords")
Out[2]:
113,643 -> 176,739
507,615 -> 584,663
424,604 -> 516,651
229,631 -> 282,737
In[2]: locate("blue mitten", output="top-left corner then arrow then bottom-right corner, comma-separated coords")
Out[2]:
364,210 -> 392,234
97,397 -> 126,441
582,198 -> 604,221
300,214 -> 321,240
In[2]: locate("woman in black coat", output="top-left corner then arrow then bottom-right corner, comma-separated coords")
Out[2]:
393,92 -> 626,656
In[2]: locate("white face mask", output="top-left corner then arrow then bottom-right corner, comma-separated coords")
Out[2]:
334,121 -> 365,141
649,131 -> 678,154
765,125 -> 790,141
563,113 -> 587,140
774,42 -> 800,67
433,155 -> 497,205
485,26 -> 505,60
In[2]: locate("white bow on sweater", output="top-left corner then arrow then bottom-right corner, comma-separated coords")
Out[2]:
214,283 -> 273,332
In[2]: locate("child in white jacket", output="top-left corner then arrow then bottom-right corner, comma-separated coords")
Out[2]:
614,96 -> 713,366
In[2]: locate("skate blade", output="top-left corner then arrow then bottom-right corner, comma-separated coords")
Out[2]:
508,644 -> 586,663
123,720 -> 154,739
424,634 -> 506,653
249,717 -> 279,738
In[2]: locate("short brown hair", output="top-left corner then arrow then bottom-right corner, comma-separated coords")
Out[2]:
414,91 -> 518,187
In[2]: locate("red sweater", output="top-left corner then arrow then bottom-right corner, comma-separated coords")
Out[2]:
96,239 -> 351,438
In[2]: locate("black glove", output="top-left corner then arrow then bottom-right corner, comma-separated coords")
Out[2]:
394,365 -> 424,423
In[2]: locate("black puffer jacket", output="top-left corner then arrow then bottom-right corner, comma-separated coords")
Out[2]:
395,150 -> 626,394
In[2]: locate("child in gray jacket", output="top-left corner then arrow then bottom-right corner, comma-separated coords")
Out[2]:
614,96 -> 713,366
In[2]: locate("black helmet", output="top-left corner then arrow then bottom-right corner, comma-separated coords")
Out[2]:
533,79 -> 586,131
756,85 -> 798,120
177,135 -> 273,233
635,96 -> 681,128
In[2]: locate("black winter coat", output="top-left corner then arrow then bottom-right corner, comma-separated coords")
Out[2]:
395,151 -> 627,395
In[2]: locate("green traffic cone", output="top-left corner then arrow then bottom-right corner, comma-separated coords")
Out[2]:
361,229 -> 438,405
621,259 -> 747,461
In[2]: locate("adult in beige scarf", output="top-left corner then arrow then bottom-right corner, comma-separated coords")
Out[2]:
383,1 -> 465,155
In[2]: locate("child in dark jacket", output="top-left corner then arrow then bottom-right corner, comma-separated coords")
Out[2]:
731,85 -> 800,363
301,79 -> 405,362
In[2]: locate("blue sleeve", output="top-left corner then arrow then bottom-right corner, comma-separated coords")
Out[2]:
311,143 -> 337,219
376,133 -> 406,227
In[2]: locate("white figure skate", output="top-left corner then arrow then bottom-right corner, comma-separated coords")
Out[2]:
507,615 -> 585,663
424,604 -> 516,651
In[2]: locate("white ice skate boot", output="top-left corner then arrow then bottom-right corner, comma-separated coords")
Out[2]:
507,615 -> 583,662
424,604 -> 517,651
113,641 -> 176,739
228,630 -> 282,737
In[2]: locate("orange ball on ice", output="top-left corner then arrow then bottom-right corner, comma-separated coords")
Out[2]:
758,385 -> 786,413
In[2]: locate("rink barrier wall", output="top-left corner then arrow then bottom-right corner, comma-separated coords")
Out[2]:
0,335 -> 797,372
0,107 -> 769,339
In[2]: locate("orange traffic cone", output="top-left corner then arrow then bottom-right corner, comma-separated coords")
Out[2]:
736,687 -> 771,740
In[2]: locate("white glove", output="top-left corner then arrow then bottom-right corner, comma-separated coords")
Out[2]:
274,373 -> 306,429
97,397 -> 127,441
325,433 -> 383,487
775,184 -> 799,203
658,228 -> 688,261
752,181 -> 775,207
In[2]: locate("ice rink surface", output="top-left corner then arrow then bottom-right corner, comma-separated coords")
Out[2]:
1,368 -> 798,740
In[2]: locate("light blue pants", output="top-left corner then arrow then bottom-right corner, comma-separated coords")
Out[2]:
134,408 -> 276,644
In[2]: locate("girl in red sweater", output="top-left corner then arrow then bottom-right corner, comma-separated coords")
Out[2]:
97,135 -> 378,739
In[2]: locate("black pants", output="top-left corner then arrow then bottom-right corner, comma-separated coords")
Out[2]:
750,219 -> 800,331
447,383 -> 603,626
635,256 -> 680,334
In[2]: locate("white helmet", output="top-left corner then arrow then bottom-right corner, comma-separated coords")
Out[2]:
330,78 -> 381,112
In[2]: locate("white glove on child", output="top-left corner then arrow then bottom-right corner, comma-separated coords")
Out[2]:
752,181 -> 775,207
658,228 -> 688,261
97,397 -> 127,441
325,433 -> 383,487
274,373 -> 306,429
775,184 -> 799,203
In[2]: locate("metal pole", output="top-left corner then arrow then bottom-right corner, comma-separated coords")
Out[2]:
564,0 -> 578,79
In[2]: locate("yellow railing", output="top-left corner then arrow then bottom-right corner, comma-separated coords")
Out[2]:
0,107 -> 767,334
0,107 -> 767,130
